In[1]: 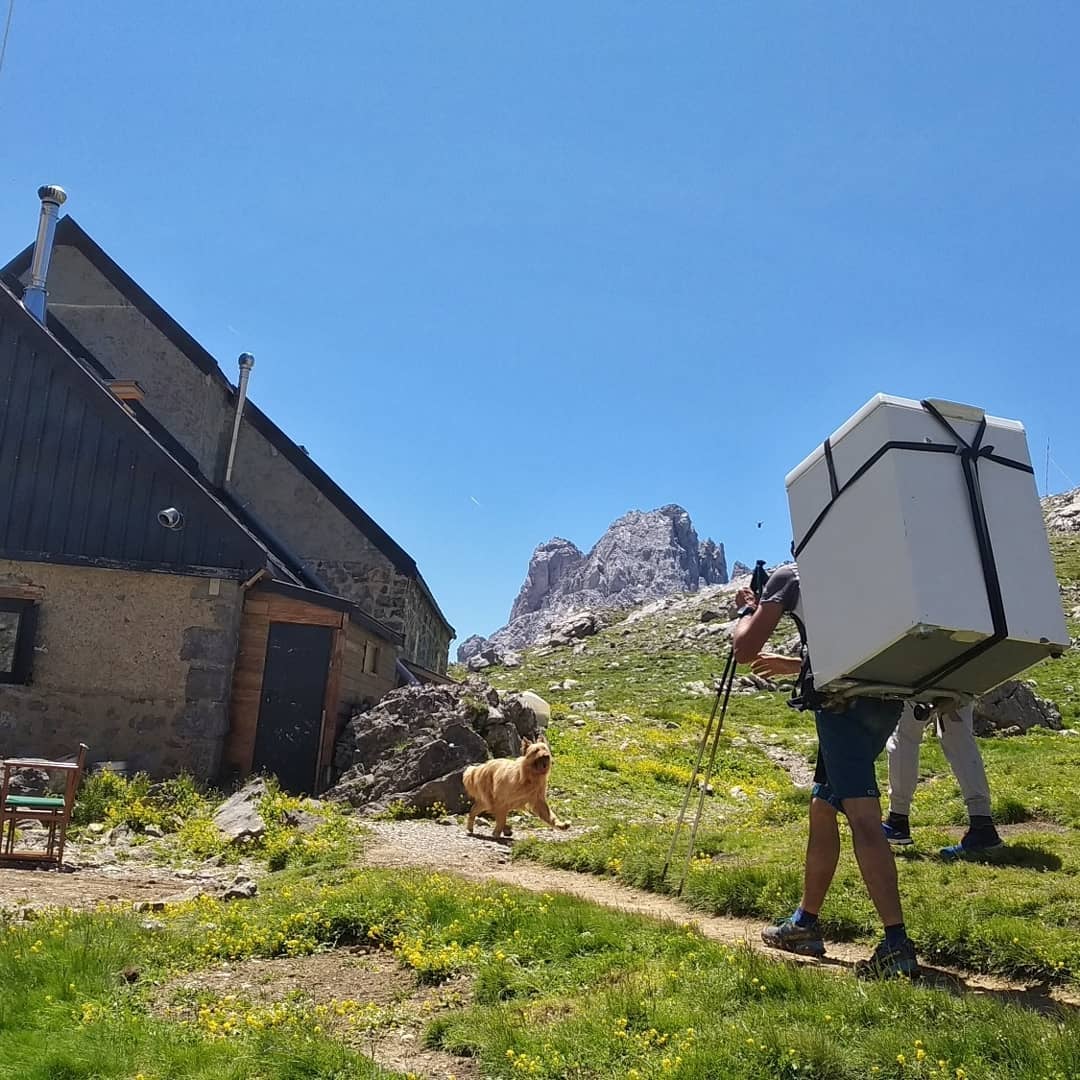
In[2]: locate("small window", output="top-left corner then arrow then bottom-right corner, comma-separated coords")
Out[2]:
0,598 -> 38,685
363,642 -> 380,675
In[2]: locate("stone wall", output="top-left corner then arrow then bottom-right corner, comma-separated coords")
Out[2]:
0,560 -> 242,778
36,243 -> 452,673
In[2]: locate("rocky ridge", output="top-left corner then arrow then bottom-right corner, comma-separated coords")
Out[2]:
461,504 -> 728,659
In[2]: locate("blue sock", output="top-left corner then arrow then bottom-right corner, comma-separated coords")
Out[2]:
793,906 -> 818,929
884,923 -> 907,948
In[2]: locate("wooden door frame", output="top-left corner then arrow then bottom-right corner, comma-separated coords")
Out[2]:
226,587 -> 350,792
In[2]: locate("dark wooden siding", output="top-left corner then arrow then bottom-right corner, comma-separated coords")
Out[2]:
0,288 -> 271,573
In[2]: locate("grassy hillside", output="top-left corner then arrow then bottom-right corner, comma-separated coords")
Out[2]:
469,532 -> 1080,986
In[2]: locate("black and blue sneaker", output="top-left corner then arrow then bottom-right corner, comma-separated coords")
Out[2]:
882,813 -> 913,847
940,821 -> 1003,861
854,936 -> 919,979
761,918 -> 826,958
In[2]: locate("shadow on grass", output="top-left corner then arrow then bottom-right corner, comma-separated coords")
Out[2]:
895,844 -> 1062,871
797,954 -> 1080,1018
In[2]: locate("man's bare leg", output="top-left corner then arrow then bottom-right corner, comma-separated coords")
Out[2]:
843,795 -> 903,926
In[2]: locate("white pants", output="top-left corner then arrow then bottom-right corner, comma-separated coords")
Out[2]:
886,702 -> 993,819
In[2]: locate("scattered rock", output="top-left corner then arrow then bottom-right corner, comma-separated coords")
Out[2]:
548,679 -> 579,692
573,719 -> 587,728
143,824 -> 164,838
699,609 -> 723,623
973,681 -> 1063,736
569,700 -> 597,712
212,779 -> 268,844
222,876 -> 258,901
466,655 -> 491,672
136,884 -> 205,911
87,822 -> 106,836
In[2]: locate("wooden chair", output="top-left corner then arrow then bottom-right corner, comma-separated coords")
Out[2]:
0,744 -> 88,867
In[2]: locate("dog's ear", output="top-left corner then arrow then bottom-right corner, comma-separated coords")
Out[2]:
521,737 -> 532,751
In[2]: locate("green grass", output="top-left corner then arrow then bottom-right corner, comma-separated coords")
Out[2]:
70,771 -> 357,871
475,531 -> 1080,989
2,868 -> 1077,1080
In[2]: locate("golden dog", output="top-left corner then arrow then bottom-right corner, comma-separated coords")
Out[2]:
463,736 -> 569,839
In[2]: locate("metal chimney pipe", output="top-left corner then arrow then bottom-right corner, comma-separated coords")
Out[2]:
23,185 -> 68,323
224,352 -> 255,485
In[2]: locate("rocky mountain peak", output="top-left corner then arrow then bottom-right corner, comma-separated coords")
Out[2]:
509,537 -> 585,621
459,504 -> 728,658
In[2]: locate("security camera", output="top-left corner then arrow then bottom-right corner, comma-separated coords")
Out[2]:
157,507 -> 184,529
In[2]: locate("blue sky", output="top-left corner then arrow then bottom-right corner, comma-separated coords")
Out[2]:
2,3 -> 1078,646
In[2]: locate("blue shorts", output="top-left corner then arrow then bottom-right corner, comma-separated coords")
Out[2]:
811,697 -> 903,811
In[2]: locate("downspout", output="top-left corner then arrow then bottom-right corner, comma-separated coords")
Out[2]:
224,352 -> 254,485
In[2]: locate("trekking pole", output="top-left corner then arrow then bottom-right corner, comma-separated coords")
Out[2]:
660,648 -> 734,885
661,560 -> 770,894
673,652 -> 739,896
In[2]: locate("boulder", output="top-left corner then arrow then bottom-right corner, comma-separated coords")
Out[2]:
973,681 -> 1063,736
405,771 -> 470,814
212,779 -> 268,844
456,634 -> 489,664
326,679 -> 538,812
548,612 -> 599,646
502,690 -> 551,736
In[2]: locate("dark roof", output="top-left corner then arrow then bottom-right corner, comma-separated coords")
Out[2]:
43,314 -> 327,593
401,658 -> 458,686
3,217 -> 454,637
0,280 -> 301,580
257,579 -> 402,645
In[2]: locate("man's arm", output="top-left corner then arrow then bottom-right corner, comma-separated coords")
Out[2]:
732,599 -> 785,663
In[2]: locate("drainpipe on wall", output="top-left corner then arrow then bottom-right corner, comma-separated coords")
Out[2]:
22,185 -> 67,324
224,352 -> 254,485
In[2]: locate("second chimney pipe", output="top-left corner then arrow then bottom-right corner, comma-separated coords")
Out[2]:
225,353 -> 255,485
23,185 -> 68,323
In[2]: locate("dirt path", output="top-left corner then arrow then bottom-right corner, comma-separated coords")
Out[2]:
158,951 -> 478,1080
0,847 -> 240,912
360,819 -> 1080,1013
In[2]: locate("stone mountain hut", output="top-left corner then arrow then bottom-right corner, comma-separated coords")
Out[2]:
0,186 -> 454,793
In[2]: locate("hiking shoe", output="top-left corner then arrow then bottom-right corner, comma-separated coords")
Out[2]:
854,937 -> 919,980
761,918 -> 826,958
882,817 -> 913,846
940,824 -> 1004,861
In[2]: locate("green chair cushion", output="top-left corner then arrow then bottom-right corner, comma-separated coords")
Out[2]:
4,796 -> 66,810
